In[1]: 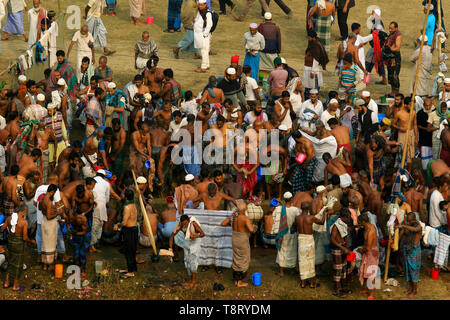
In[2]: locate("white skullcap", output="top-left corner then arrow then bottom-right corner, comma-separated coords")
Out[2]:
425,3 -> 434,10
227,67 -> 236,75
374,9 -> 381,16
108,82 -> 116,89
185,174 -> 195,182
340,179 -> 351,188
361,91 -> 370,97
264,12 -> 272,20
278,124 -> 288,131
283,191 -> 293,199
355,98 -> 365,106
96,169 -> 106,175
37,93 -> 45,101
18,75 -> 27,82
329,98 -> 338,105
249,23 -> 258,28
316,185 -> 326,193
310,89 -> 319,94
198,0 -> 207,3
447,101 -> 450,108
280,57 -> 286,64
47,103 -> 57,109
136,176 -> 147,184
57,78 -> 66,86
419,35 -> 428,43
444,78 -> 450,84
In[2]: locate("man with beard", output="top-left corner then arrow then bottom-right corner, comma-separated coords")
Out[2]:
297,89 -> 323,132
303,30 -> 329,100
193,0 -> 213,73
217,68 -> 246,109
392,96 -> 418,172
129,75 -> 151,122
104,82 -> 126,128
161,69 -> 182,107
384,22 -> 402,97
56,152 -> 83,189
134,31 -> 158,74
243,23 -> 265,80
243,104 -> 268,125
109,118 -> 126,175
58,141 -> 82,165
355,98 -> 377,144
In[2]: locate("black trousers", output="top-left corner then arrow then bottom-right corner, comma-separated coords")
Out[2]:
122,226 -> 138,273
261,0 -> 291,15
337,8 -> 349,39
387,53 -> 401,90
219,0 -> 234,12
233,270 -> 247,281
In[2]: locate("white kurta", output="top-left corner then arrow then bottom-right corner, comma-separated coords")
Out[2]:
297,99 -> 324,131
409,46 -> 432,97
272,206 -> 300,268
39,21 -> 58,67
302,59 -> 323,89
193,11 -> 212,70
27,7 -> 45,47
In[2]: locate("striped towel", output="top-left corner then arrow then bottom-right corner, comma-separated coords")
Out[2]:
275,205 -> 288,251
185,209 -> 233,268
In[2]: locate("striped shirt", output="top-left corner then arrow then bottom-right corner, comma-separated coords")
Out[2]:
340,65 -> 357,94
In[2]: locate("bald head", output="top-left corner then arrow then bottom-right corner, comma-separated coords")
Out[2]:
81,25 -> 88,35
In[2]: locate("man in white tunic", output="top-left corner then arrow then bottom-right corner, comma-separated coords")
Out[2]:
272,192 -> 300,276
361,90 -> 378,118
38,17 -> 58,67
194,0 -> 212,73
297,89 -> 323,132
27,0 -> 46,47
67,25 -> 95,81
409,35 -> 432,97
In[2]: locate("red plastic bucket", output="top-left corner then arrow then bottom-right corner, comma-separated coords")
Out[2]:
428,268 -> 440,279
346,251 -> 356,262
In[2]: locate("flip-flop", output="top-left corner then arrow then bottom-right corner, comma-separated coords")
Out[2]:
118,270 -> 128,274
3,284 -> 12,289
12,286 -> 25,291
215,267 -> 223,274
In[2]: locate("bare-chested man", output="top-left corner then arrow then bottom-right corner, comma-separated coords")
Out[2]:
157,197 -> 177,242
308,0 -> 335,54
161,69 -> 182,107
199,76 -> 225,105
58,141 -> 82,164
144,56 -> 164,100
296,201 -> 327,288
392,96 -> 418,172
5,111 -> 20,142
197,103 -> 216,134
440,123 -> 450,168
0,89 -> 10,118
67,207 -> 88,279
223,174 -> 243,211
196,168 -> 216,194
328,118 -> 352,174
1,205 -> 35,290
404,183 -> 425,222
3,165 -> 24,216
139,208 -> 158,248
18,148 -> 42,182
154,102 -> 172,132
352,173 -> 383,229
56,152 -> 83,190
130,122 -> 154,189
291,186 -> 314,210
109,118 -> 126,175
194,183 -> 237,211
292,131 -> 317,194
323,152 -> 351,187
345,33 -> 368,76
220,201 -> 254,287
357,213 -> 379,300
82,127 -> 106,177
129,75 -> 151,111
149,119 -> 170,171
62,177 -> 96,200
342,185 -> 364,211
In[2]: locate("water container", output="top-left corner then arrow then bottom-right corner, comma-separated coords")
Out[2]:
251,272 -> 262,286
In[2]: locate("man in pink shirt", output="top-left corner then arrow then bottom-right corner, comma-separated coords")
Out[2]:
268,57 -> 287,101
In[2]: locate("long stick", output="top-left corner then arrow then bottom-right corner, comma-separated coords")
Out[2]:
131,169 -> 157,255
437,0 -> 442,58
384,0 -> 432,282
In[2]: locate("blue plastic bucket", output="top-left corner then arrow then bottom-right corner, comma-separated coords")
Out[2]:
251,272 -> 262,286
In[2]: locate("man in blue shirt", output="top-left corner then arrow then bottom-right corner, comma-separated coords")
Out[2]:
424,3 -> 436,46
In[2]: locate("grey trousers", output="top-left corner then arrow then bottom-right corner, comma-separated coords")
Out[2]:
225,91 -> 247,108
238,0 -> 270,19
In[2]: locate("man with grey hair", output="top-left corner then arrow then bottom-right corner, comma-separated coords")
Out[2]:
67,25 -> 95,81
272,191 -> 300,276
320,98 -> 340,130
134,31 -> 158,73
243,23 -> 265,80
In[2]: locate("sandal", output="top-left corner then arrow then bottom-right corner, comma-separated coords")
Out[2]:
120,273 -> 135,279
12,286 -> 25,292
3,284 -> 12,289
215,267 -> 223,274
201,266 -> 209,272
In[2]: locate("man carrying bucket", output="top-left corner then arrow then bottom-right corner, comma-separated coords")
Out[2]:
220,201 -> 254,287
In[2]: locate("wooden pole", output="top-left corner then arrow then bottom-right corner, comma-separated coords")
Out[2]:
131,170 -> 158,256
437,0 -> 442,58
384,0 -> 432,282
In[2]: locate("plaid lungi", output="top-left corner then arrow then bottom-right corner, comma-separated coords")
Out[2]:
167,0 -> 182,30
315,16 -> 332,55
372,153 -> 385,184
292,157 -> 318,194
6,235 -> 25,281
86,17 -> 107,48
4,198 -> 17,217
105,0 -> 116,10
70,226 -> 89,269
402,243 -> 421,282
331,248 -> 348,283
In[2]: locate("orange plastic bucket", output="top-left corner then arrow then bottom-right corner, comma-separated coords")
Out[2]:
55,264 -> 63,278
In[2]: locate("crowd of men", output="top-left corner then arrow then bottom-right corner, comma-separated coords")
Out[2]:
0,0 -> 448,299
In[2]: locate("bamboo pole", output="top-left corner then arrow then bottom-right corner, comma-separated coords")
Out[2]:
383,0 -> 432,282
131,169 -> 158,256
437,0 -> 442,58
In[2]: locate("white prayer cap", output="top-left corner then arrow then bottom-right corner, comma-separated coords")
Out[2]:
425,3 -> 434,10
198,0 -> 207,3
310,89 -> 319,94
47,103 -> 57,109
185,174 -> 195,182
329,98 -> 338,105
278,124 -> 288,131
316,185 -> 326,193
361,90 -> 370,97
18,75 -> 27,82
374,8 -> 381,16
444,78 -> 450,84
280,57 -> 287,64
283,191 -> 293,199
96,169 -> 106,175
340,179 -> 351,188
447,101 -> 450,109
355,98 -> 365,106
264,12 -> 272,20
136,176 -> 147,184
249,23 -> 258,28
227,67 -> 236,75
37,94 -> 45,101
108,82 -> 116,89
57,78 -> 66,86
419,35 -> 428,43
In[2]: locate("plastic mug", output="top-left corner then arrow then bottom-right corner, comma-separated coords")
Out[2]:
251,272 -> 261,286
363,73 -> 371,84
146,17 -> 154,25
380,95 -> 387,104
145,160 -> 152,169
95,260 -> 103,274
55,264 -> 63,278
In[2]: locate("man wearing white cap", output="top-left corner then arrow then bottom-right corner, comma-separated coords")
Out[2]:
423,4 -> 435,47
297,88 -> 323,132
243,23 -> 265,80
174,174 -> 198,219
409,34 -> 432,97
193,0 -> 212,73
272,191 -> 300,276
257,12 -> 281,78
232,0 -> 269,22
439,78 -> 450,102
105,81 -> 127,126
361,91 -> 378,117
52,78 -> 71,130
320,98 -> 340,130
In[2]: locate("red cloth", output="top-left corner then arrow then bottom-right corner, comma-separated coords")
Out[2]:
236,161 -> 257,195
338,143 -> 353,175
231,55 -> 239,64
441,149 -> 450,167
372,30 -> 382,74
